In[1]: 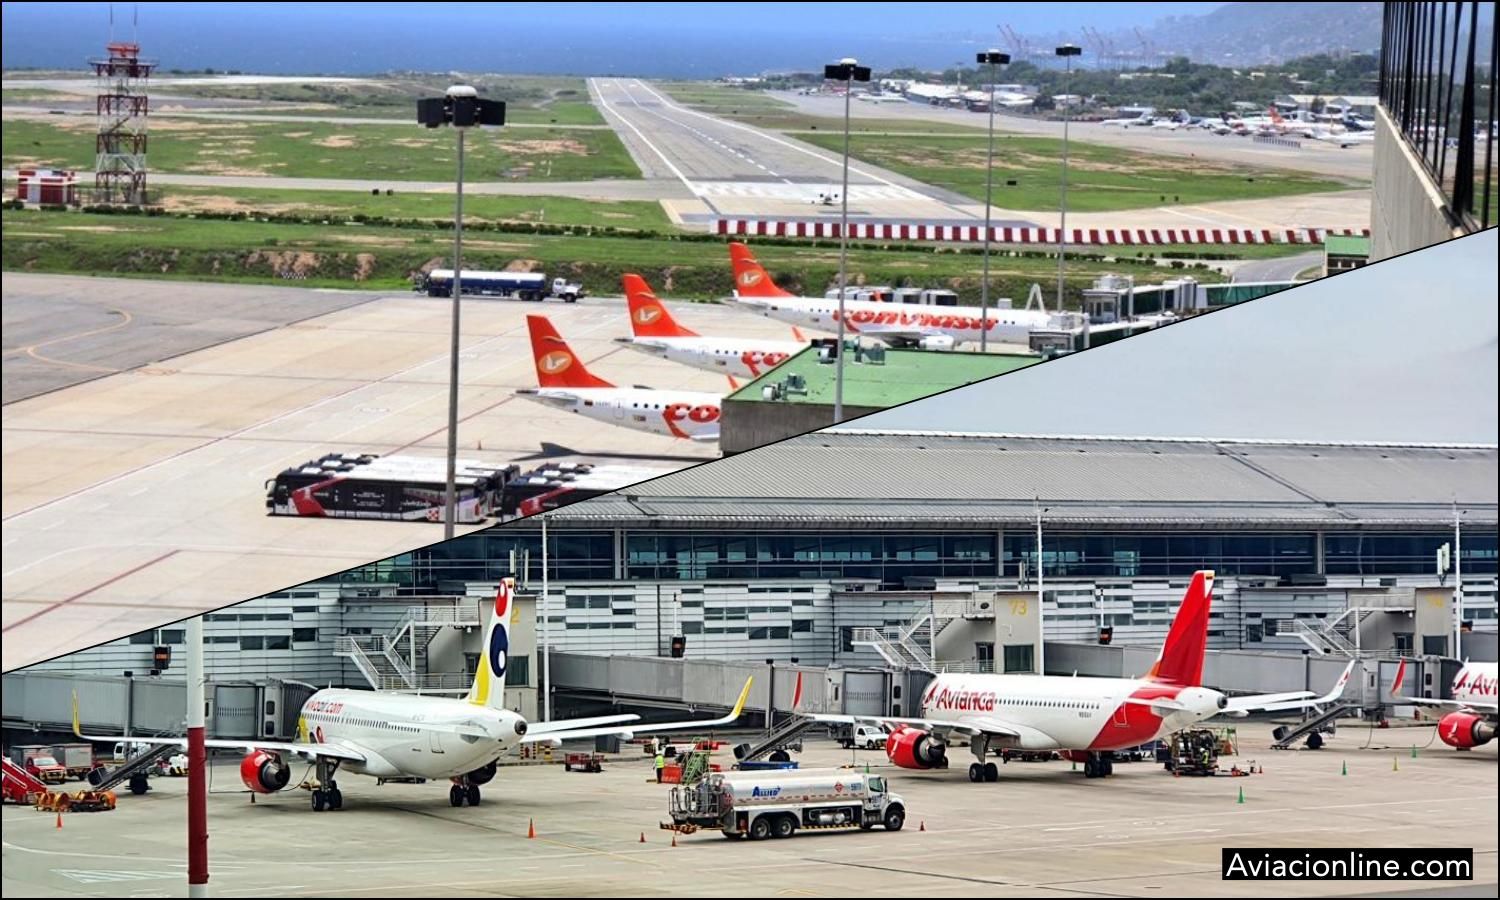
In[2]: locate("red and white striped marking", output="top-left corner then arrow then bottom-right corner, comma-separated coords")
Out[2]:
713,219 -> 1369,245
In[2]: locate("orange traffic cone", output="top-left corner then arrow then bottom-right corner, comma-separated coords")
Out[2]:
671,831 -> 678,848
527,818 -> 536,839
55,808 -> 63,828
919,820 -> 926,832
639,831 -> 646,843
250,793 -> 256,804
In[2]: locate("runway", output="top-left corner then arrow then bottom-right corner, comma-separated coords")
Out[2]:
0,274 -> 801,670
589,78 -> 1015,227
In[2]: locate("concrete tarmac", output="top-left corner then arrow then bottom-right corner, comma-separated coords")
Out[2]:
0,274 -> 801,670
0,722 -> 1491,897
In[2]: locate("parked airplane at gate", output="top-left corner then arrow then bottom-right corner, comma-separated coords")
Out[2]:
1397,658 -> 1498,750
76,581 -> 752,810
516,315 -> 723,442
614,273 -> 807,381
724,243 -> 1060,349
815,571 -> 1355,782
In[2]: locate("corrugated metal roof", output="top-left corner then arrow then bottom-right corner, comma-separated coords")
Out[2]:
546,432 -> 1497,528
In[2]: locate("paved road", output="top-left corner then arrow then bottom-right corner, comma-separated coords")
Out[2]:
773,91 -> 1376,182
0,274 -> 804,669
1233,250 -> 1324,282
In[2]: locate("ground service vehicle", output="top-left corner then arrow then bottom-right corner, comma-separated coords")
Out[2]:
49,743 -> 94,779
839,724 -> 890,750
11,749 -> 67,785
665,770 -> 906,840
419,269 -> 584,302
266,454 -> 519,522
500,463 -> 673,517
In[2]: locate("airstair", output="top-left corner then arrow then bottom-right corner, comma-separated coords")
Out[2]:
85,744 -> 176,793
1,758 -> 50,804
733,714 -> 817,764
1270,703 -> 1359,750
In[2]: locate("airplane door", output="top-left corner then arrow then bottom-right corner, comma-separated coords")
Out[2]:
613,399 -> 625,420
1112,699 -> 1130,728
429,729 -> 445,755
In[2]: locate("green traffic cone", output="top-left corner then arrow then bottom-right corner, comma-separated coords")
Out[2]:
1237,785 -> 1245,804
1341,760 -> 1348,776
1071,760 -> 1077,771
1411,745 -> 1418,759
1392,755 -> 1399,772
864,763 -> 869,775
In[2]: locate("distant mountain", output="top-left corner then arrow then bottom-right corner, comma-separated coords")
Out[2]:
1140,2 -> 1382,65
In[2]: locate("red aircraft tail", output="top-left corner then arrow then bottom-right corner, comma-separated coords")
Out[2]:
728,242 -> 795,298
1144,570 -> 1214,687
526,315 -> 613,389
623,274 -> 697,338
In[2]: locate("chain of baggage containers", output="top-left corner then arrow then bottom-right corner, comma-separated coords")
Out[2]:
266,455 -> 672,523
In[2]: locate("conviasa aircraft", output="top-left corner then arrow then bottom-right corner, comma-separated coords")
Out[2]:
724,242 -> 1059,349
515,315 -> 722,442
614,273 -> 807,382
814,571 -> 1355,782
76,581 -> 752,811
1395,658 -> 1497,750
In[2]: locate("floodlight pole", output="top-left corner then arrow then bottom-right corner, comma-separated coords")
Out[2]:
1054,45 -> 1082,316
1454,505 -> 1464,659
542,513 -> 551,722
186,616 -> 207,897
977,50 -> 1010,352
834,61 -> 855,424
1035,500 -> 1046,676
444,121 -> 466,541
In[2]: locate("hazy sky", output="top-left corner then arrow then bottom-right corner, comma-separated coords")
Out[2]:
0,2 -> 1225,76
853,231 -> 1499,444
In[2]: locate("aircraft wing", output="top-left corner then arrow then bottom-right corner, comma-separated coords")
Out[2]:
526,714 -> 639,736
1406,697 -> 1500,713
519,678 -> 753,743
74,692 -> 366,762
1223,660 -> 1355,716
808,712 -> 1022,740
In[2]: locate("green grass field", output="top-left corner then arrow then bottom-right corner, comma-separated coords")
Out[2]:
2,116 -> 637,182
799,132 -> 1355,213
3,206 -> 1249,302
152,186 -> 672,230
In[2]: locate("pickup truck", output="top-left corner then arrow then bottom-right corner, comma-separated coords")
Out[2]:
839,724 -> 890,751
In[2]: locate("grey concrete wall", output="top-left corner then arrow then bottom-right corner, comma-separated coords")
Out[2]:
1371,107 -> 1464,261
995,590 -> 1042,673
721,400 -> 880,454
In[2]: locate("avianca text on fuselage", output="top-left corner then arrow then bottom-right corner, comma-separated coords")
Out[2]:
515,314 -> 723,443
614,272 -> 806,380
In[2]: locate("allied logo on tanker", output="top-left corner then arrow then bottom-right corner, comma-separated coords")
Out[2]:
927,686 -> 998,713
539,351 -> 572,374
633,304 -> 663,324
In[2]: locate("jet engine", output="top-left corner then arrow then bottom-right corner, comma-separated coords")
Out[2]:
885,726 -> 947,769
239,750 -> 291,793
1438,712 -> 1496,749
917,334 -> 956,352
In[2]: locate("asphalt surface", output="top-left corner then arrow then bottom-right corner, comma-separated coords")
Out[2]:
0,274 -> 804,670
1,723 -> 1491,897
1233,251 -> 1325,283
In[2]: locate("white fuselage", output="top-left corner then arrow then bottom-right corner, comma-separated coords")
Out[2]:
518,387 -> 722,441
728,295 -> 1053,347
617,336 -> 807,379
920,673 -> 1226,752
1454,663 -> 1499,706
298,689 -> 525,780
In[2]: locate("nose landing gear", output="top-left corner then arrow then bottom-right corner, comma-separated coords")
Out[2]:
449,776 -> 484,807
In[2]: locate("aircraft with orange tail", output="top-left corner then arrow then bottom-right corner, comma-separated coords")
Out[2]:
809,571 -> 1355,783
515,315 -> 724,442
723,242 -> 1062,350
614,273 -> 808,382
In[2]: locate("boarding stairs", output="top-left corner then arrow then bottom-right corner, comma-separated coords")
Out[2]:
1276,596 -> 1413,660
1,758 -> 50,804
334,599 -> 481,693
85,744 -> 176,792
734,715 -> 817,764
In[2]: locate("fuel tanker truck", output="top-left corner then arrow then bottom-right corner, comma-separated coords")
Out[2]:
664,769 -> 906,840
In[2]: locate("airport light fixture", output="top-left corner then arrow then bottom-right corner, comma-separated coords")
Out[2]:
824,57 -> 871,424
416,85 -> 506,539
1054,43 -> 1083,317
976,49 -> 1011,351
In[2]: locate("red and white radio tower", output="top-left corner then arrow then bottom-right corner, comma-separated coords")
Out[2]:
89,31 -> 155,205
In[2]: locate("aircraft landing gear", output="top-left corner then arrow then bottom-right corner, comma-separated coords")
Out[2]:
449,776 -> 484,807
310,758 -> 343,811
967,736 -> 1000,782
1082,752 -> 1115,779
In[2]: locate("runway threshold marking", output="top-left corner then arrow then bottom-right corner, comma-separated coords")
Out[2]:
2,549 -> 180,633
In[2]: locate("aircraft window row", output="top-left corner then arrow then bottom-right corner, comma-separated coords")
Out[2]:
307,712 -> 417,733
1000,699 -> 1100,710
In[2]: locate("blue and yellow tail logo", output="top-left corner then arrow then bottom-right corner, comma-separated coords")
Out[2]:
468,578 -> 515,707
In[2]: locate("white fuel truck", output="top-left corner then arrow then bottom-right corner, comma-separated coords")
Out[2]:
664,769 -> 906,840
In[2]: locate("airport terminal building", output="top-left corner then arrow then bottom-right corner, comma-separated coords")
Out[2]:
30,432 -> 1495,700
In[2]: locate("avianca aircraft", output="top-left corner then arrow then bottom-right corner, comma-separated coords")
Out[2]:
614,273 -> 807,382
76,581 -> 752,811
724,242 -> 1058,350
1396,658 -> 1497,750
515,315 -> 723,442
816,571 -> 1354,783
